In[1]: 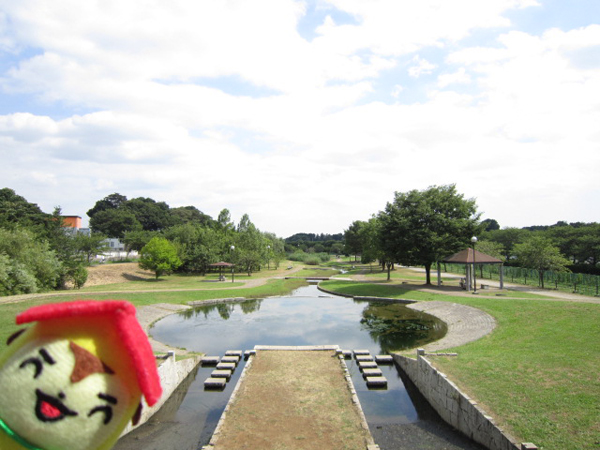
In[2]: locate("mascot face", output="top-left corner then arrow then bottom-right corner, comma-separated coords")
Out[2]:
0,337 -> 132,450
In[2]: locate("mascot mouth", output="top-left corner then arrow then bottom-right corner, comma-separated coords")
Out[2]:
35,389 -> 78,422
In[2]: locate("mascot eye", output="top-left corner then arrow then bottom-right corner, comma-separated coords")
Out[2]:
88,393 -> 117,425
19,348 -> 56,378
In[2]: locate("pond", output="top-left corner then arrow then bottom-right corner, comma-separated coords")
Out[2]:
115,285 -> 484,450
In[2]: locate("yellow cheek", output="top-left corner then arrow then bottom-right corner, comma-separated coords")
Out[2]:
0,339 -> 138,450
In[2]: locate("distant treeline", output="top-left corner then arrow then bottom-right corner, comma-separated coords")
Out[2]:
481,221 -> 600,275
284,233 -> 344,254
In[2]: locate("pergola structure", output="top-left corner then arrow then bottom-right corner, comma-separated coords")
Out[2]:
438,248 -> 504,291
209,261 -> 235,282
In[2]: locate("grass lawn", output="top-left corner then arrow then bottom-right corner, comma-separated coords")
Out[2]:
291,268 -> 340,278
320,278 -> 600,450
79,277 -> 248,291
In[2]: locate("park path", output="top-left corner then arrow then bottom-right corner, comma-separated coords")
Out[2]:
406,267 -> 600,304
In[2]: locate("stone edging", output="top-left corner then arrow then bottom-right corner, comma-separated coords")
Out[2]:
393,352 -> 521,450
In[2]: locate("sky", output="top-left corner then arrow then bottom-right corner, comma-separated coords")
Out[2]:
1,0 -> 599,238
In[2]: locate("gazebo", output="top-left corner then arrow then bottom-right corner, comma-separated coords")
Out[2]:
209,261 -> 235,282
439,248 -> 504,291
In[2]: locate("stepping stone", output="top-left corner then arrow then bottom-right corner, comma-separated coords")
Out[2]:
375,355 -> 394,364
225,350 -> 243,357
353,349 -> 371,357
366,376 -> 388,387
244,350 -> 255,360
211,369 -> 233,380
204,377 -> 226,389
356,355 -> 374,362
358,361 -> 378,370
221,356 -> 240,365
200,356 -> 220,366
336,350 -> 353,359
216,362 -> 236,371
362,368 -> 383,379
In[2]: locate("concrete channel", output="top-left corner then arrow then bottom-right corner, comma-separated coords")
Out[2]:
201,346 -> 382,450
128,295 -> 536,450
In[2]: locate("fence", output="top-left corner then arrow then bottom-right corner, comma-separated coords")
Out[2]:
443,263 -> 600,297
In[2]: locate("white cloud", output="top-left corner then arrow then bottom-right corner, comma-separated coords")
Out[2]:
0,0 -> 599,236
437,67 -> 472,87
408,56 -> 437,78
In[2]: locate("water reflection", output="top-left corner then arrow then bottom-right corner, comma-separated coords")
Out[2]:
180,299 -> 263,320
359,302 -> 447,353
161,295 -> 445,356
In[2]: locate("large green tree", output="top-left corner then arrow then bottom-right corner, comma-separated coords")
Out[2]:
0,188 -> 49,233
344,220 -> 365,261
483,227 -> 530,261
139,237 -> 182,279
89,208 -> 141,238
379,184 -> 481,284
86,193 -> 128,218
125,197 -> 173,231
72,233 -> 110,264
235,214 -> 266,275
170,206 -> 213,227
513,236 -> 571,288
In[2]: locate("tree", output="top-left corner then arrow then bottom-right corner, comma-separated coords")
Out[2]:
89,209 -> 142,238
0,228 -> 62,295
475,240 -> 505,260
378,185 -> 481,285
184,226 -> 224,274
263,232 -> 285,269
139,237 -> 182,279
344,221 -> 365,261
481,218 -> 500,231
513,236 -> 571,288
170,206 -> 213,227
235,215 -> 265,275
0,188 -> 49,233
125,197 -> 173,231
87,193 -> 128,219
72,233 -> 110,263
122,230 -> 159,254
483,227 -> 529,261
217,208 -> 234,231
359,217 -> 381,265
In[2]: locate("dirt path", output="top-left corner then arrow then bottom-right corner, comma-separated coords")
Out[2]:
207,350 -> 374,450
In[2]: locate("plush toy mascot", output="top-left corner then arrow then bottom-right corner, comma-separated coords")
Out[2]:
0,300 -> 162,450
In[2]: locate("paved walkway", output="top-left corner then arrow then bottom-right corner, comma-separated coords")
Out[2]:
409,267 -> 600,304
406,301 -> 497,352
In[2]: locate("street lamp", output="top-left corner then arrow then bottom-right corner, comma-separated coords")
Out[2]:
471,236 -> 478,294
230,245 -> 235,283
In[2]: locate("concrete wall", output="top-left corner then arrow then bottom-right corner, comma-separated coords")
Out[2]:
393,352 -> 520,450
121,353 -> 201,436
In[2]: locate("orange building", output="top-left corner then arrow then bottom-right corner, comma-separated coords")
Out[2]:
61,216 -> 82,229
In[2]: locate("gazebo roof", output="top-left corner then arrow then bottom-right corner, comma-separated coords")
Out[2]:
443,248 -> 503,264
209,261 -> 234,267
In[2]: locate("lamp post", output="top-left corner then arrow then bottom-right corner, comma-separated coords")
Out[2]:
230,245 -> 235,283
266,245 -> 271,270
471,236 -> 478,294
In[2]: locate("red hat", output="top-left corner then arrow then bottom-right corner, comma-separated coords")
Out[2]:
17,300 -> 162,406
